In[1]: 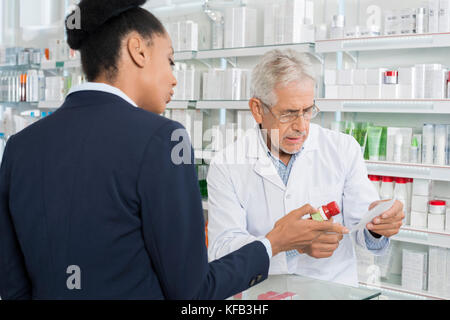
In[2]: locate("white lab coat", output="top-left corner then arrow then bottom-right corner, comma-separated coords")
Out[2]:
207,123 -> 390,287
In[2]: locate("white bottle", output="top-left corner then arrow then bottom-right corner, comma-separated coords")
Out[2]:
368,175 -> 382,196
394,177 -> 408,225
380,176 -> 395,200
422,124 -> 435,164
434,124 -> 447,165
38,71 -> 45,102
394,133 -> 403,163
406,178 -> 413,219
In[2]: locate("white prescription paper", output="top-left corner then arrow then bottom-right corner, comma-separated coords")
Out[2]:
350,199 -> 396,233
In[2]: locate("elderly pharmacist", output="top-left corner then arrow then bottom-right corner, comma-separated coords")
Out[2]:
207,49 -> 405,286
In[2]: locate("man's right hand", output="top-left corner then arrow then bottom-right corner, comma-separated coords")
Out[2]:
265,204 -> 349,257
296,218 -> 345,259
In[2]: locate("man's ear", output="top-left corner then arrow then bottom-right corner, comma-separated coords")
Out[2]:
249,98 -> 264,124
127,34 -> 147,68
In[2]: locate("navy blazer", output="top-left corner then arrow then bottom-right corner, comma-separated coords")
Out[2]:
0,91 -> 269,300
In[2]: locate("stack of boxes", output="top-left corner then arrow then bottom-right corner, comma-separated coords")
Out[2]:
428,246 -> 449,297
172,63 -> 202,101
264,0 -> 315,45
224,7 -> 257,49
202,68 -> 252,101
166,21 -> 199,52
411,179 -> 432,228
401,249 -> 428,292
410,179 -> 450,230
324,65 -> 449,100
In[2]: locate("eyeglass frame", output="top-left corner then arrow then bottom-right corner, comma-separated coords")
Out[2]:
258,99 -> 320,124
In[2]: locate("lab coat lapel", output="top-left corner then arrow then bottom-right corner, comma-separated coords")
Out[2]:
247,127 -> 286,191
286,124 -> 320,191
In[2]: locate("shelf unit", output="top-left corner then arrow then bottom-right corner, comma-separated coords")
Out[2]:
173,43 -> 315,61
316,32 -> 450,53
196,100 -> 249,110
316,99 -> 450,114
392,227 -> 450,249
359,281 -> 447,300
166,100 -> 194,109
38,101 -> 64,109
40,59 -> 81,70
365,161 -> 450,182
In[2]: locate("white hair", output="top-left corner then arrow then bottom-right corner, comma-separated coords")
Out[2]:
250,49 -> 316,107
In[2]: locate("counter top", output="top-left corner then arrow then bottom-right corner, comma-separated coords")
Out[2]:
230,274 -> 381,300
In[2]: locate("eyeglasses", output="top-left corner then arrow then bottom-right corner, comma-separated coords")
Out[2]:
260,101 -> 320,124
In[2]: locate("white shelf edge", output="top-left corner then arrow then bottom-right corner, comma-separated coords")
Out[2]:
196,100 -> 249,110
315,32 -> 450,53
400,226 -> 450,236
172,43 -> 315,61
38,101 -> 63,109
40,60 -> 81,70
173,51 -> 196,61
359,281 -> 447,300
391,233 -> 450,249
166,100 -> 192,109
196,43 -> 314,59
316,99 -> 450,114
365,161 -> 450,182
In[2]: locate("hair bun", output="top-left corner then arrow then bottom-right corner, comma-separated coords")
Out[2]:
66,0 -> 147,50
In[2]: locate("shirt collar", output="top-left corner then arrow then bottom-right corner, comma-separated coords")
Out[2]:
67,82 -> 138,108
257,125 -> 304,163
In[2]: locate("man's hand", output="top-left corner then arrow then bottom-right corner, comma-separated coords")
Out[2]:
297,218 -> 344,259
266,205 -> 349,257
366,200 -> 404,238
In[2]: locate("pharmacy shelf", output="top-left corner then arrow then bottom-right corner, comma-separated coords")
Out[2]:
196,100 -> 249,110
316,99 -> 450,114
195,43 -> 315,60
38,101 -> 63,109
315,32 -> 450,53
391,228 -> 450,249
195,149 -> 217,162
173,51 -> 196,61
0,63 -> 40,71
40,59 -> 81,70
359,281 -> 447,300
166,100 -> 194,109
365,161 -> 450,182
401,226 -> 450,237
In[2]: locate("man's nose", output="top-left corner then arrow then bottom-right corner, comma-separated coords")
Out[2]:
291,114 -> 308,132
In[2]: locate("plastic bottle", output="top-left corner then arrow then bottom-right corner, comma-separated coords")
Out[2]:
306,201 -> 341,222
394,133 -> 403,163
406,178 -> 413,219
380,176 -> 395,200
410,136 -> 419,163
368,175 -> 382,196
394,177 -> 408,225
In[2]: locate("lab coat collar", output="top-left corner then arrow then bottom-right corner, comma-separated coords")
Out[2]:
244,124 -> 318,191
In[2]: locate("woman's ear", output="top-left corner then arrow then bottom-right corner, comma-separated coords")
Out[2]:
127,33 -> 147,68
249,98 -> 264,124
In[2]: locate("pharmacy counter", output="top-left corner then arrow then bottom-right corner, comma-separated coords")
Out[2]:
229,275 -> 381,300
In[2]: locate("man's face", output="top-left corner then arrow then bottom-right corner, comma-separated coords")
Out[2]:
260,81 -> 315,156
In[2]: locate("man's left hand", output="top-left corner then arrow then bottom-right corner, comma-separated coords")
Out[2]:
366,200 -> 405,238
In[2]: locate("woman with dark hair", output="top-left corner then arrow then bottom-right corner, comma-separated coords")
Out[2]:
0,0 -> 343,300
